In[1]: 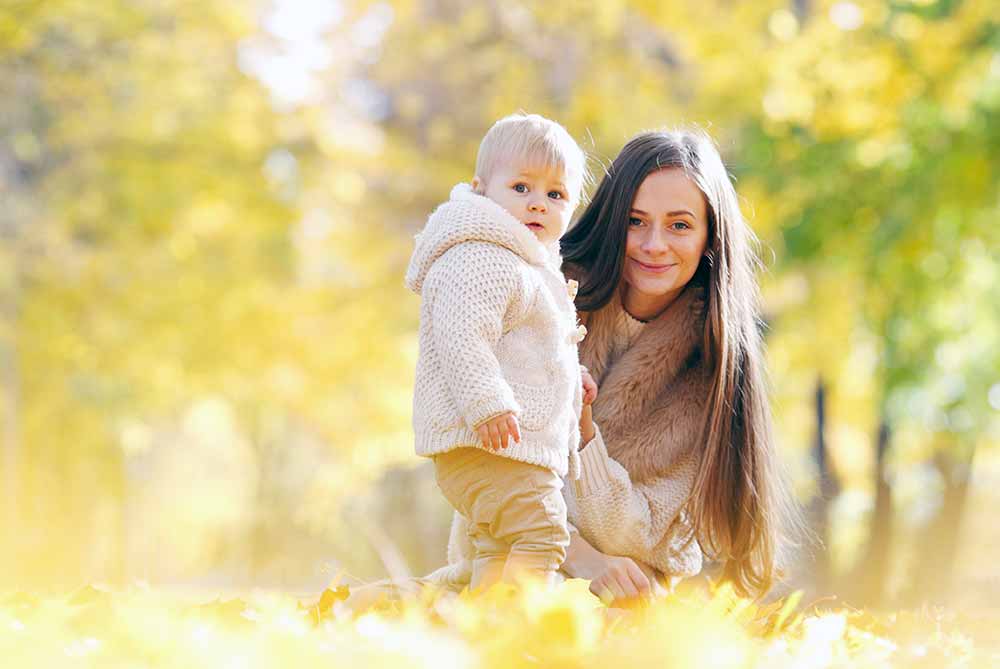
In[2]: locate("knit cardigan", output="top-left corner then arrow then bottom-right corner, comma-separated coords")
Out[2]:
438,279 -> 710,582
405,183 -> 584,479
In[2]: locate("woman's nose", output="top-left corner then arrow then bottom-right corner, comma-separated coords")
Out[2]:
641,227 -> 669,255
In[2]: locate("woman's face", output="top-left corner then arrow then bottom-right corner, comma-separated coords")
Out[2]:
622,169 -> 710,311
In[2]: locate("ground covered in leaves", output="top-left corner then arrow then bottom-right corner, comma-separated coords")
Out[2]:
1,580 -> 996,668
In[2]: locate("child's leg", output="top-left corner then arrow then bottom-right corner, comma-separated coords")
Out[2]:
434,448 -> 569,589
486,457 -> 570,586
432,448 -> 510,591
468,534 -> 507,591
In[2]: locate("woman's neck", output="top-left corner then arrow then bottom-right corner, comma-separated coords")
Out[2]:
621,284 -> 682,322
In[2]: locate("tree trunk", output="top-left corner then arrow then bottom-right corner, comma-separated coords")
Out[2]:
792,0 -> 813,22
807,377 -> 838,593
851,420 -> 893,606
1,291 -> 19,574
1,120 -> 35,586
0,185 -> 22,586
903,441 -> 976,606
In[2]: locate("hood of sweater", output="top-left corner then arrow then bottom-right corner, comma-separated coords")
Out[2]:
405,183 -> 562,294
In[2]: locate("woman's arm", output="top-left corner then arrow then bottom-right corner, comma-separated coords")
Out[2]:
578,403 -> 596,445
570,419 -> 703,580
562,525 -> 611,581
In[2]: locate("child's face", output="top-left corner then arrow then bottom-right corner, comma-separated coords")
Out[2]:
473,160 -> 577,245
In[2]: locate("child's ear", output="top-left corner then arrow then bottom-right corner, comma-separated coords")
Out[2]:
471,176 -> 483,194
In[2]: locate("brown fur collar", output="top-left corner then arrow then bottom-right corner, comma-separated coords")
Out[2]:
577,282 -> 711,483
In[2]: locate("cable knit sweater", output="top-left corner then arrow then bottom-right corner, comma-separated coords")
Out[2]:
435,281 -> 709,585
405,183 -> 583,479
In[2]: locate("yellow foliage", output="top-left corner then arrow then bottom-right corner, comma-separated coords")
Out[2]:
0,583 -> 995,668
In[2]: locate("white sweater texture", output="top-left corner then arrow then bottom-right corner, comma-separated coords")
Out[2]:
405,183 -> 583,479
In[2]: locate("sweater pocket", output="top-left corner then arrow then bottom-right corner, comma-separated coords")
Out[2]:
508,381 -> 557,432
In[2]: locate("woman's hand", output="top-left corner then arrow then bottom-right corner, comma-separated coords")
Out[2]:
563,528 -> 661,607
589,555 -> 652,606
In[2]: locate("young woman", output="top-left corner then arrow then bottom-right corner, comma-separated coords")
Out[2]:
557,128 -> 801,603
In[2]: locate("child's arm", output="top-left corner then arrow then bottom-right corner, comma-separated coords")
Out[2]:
427,245 -> 529,437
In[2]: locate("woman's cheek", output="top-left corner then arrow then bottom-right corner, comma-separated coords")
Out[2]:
624,262 -> 664,293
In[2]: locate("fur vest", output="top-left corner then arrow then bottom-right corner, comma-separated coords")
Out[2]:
575,276 -> 712,484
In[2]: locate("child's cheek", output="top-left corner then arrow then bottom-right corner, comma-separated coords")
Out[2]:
560,211 -> 574,234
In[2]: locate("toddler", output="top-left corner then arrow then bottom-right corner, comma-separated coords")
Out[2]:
405,113 -> 597,589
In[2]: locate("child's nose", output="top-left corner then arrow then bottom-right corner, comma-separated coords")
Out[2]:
528,197 -> 547,213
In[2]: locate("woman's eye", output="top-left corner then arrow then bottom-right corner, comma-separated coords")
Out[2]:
513,183 -> 528,193
628,217 -> 644,226
672,221 -> 690,230
548,191 -> 563,200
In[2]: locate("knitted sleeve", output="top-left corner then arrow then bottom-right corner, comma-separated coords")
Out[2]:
425,243 -> 530,429
569,424 -> 703,577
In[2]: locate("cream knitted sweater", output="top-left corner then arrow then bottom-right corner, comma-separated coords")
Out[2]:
405,183 -> 583,478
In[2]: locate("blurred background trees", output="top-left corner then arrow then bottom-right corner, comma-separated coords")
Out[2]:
2,0 -> 997,606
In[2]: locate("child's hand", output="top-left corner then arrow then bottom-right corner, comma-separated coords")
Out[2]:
476,412 -> 521,451
581,369 -> 598,406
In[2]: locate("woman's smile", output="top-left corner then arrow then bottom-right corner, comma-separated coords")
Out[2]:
630,258 -> 677,273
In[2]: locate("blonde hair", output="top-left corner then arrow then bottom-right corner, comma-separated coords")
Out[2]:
474,112 -> 587,202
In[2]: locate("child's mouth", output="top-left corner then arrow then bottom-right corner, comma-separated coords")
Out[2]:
525,222 -> 544,231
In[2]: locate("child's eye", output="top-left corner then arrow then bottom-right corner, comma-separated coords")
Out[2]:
548,190 -> 564,200
628,217 -> 644,227
513,183 -> 528,193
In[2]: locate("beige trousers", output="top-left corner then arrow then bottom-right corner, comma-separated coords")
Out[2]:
432,446 -> 570,589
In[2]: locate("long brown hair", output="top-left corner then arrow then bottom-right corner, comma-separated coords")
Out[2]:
562,128 -> 802,597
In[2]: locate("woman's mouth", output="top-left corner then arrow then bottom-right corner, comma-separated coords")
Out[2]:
631,258 -> 676,273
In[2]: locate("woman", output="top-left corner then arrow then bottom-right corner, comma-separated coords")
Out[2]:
555,128 -> 800,603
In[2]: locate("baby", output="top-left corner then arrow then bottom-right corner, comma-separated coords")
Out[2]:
405,113 -> 597,589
